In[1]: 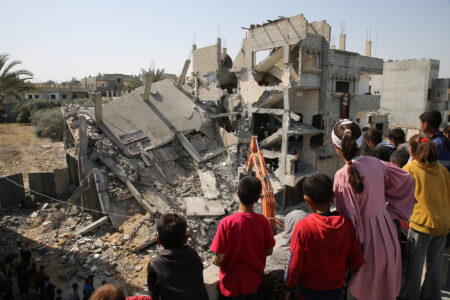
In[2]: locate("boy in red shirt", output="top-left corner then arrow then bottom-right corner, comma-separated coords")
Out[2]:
210,176 -> 276,299
285,174 -> 364,300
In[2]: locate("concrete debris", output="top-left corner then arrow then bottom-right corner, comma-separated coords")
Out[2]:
197,170 -> 220,199
185,197 -> 225,217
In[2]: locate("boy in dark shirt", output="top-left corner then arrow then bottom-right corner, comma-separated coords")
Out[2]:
285,174 -> 364,300
147,213 -> 208,300
210,176 -> 276,299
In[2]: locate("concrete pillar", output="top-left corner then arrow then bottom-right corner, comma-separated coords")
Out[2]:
106,90 -> 109,98
192,44 -> 197,50
94,92 -> 102,124
222,47 -> 227,55
216,38 -> 222,71
143,72 -> 154,101
365,41 -> 372,57
339,34 -> 346,51
177,59 -> 191,88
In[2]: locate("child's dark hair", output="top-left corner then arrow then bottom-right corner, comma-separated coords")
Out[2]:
390,150 -> 410,168
89,284 -> 125,300
408,134 -> 438,167
334,121 -> 364,193
237,176 -> 262,206
419,111 -> 442,129
72,282 -> 78,289
303,174 -> 333,203
444,125 -> 450,136
388,128 -> 406,145
364,128 -> 382,145
157,213 -> 187,248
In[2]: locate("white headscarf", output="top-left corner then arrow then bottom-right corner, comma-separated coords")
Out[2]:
331,119 -> 364,149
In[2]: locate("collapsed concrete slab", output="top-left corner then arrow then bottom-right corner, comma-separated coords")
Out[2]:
90,79 -> 213,150
197,170 -> 219,199
185,197 -> 225,217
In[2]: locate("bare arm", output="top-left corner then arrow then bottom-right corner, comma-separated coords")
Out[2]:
212,253 -> 225,266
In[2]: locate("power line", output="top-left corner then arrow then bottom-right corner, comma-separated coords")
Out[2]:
3,176 -> 133,219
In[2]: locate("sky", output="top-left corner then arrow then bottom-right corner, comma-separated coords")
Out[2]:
1,0 -> 449,82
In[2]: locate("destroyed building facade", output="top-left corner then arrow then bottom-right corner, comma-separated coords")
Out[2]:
187,14 -> 383,206
62,13 -> 386,232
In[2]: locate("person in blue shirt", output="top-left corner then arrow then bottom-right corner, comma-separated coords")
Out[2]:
82,275 -> 95,300
419,111 -> 450,170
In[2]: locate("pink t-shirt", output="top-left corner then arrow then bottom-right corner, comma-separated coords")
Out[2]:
210,212 -> 275,297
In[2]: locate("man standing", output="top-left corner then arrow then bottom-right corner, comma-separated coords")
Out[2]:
419,111 -> 450,170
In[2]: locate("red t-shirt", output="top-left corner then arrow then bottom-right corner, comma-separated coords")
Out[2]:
210,212 -> 276,297
285,212 -> 364,291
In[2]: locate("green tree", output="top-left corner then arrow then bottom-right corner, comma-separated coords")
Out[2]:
126,68 -> 166,91
0,53 -> 34,101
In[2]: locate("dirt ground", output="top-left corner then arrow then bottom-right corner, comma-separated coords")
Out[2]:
0,123 -> 67,186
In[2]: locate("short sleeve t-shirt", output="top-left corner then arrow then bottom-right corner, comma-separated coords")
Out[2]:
210,212 -> 276,297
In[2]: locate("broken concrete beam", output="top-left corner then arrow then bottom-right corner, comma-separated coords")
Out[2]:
96,122 -> 133,157
197,170 -> 219,199
134,237 -> 156,252
176,132 -> 202,163
219,127 -> 239,148
92,168 -> 128,228
79,115 -> 88,156
143,72 -> 154,101
74,216 -> 109,236
250,108 -> 300,121
177,59 -> 191,88
94,92 -> 102,124
201,147 -> 227,162
126,181 -> 156,214
209,112 -> 242,119
94,149 -> 128,183
185,197 -> 225,217
141,188 -> 171,213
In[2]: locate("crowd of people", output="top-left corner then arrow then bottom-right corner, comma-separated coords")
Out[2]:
1,110 -> 449,300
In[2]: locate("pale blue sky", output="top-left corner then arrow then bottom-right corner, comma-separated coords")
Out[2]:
1,0 -> 449,82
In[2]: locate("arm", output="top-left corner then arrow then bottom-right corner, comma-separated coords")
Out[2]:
383,162 -> 415,221
212,253 -> 224,266
147,262 -> 159,300
346,225 -> 364,271
284,225 -> 304,289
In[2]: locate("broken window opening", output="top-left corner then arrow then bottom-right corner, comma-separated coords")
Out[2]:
284,177 -> 306,207
335,81 -> 350,93
62,94 -> 67,99
28,95 -> 33,99
50,95 -> 56,99
375,123 -> 384,133
34,95 -> 39,99
253,114 -> 279,142
312,114 -> 324,129
304,50 -> 320,70
310,133 -> 324,149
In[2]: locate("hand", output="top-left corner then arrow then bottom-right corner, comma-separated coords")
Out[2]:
285,290 -> 294,300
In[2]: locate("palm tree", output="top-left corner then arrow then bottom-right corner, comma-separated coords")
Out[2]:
126,68 -> 166,91
0,53 -> 34,101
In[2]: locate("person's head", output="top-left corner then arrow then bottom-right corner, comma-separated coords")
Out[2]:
388,128 -> 406,147
302,174 -> 333,212
390,150 -> 410,168
156,213 -> 187,249
39,266 -> 45,271
363,128 -> 382,149
89,284 -> 125,300
86,274 -> 94,285
72,282 -> 78,290
237,176 -> 262,207
444,125 -> 450,140
56,289 -> 63,295
331,119 -> 365,193
408,134 -> 438,167
419,111 -> 442,135
102,280 -> 107,285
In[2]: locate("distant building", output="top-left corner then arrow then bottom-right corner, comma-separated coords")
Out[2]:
24,81 -> 92,100
372,59 -> 450,128
80,74 -> 137,97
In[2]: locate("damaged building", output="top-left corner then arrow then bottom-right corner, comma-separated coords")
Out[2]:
62,13 -> 387,228
184,13 -> 384,206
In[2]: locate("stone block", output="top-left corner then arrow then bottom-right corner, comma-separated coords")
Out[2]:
197,170 -> 219,199
185,197 -> 224,217
0,174 -> 25,208
54,168 -> 70,198
29,172 -> 55,202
